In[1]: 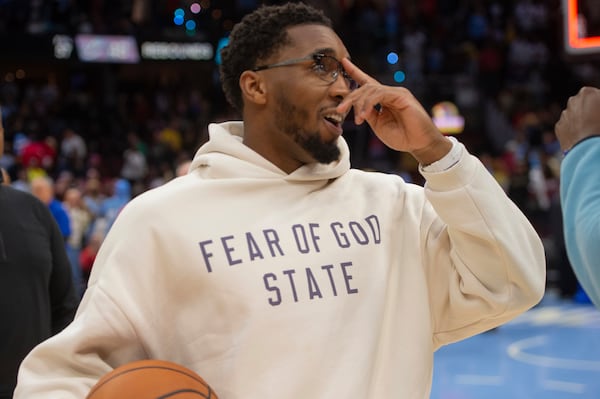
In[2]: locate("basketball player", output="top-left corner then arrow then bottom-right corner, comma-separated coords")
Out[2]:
14,3 -> 546,398
555,86 -> 600,308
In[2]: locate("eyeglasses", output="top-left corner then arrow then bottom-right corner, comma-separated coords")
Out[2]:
252,53 -> 358,90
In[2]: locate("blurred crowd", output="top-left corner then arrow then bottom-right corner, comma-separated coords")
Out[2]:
1,0 -> 599,298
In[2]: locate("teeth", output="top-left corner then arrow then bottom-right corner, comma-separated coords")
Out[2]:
324,114 -> 343,123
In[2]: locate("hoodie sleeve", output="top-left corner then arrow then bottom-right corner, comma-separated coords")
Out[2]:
559,137 -> 600,309
419,142 -> 546,349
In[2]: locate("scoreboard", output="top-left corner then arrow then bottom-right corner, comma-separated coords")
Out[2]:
563,0 -> 600,55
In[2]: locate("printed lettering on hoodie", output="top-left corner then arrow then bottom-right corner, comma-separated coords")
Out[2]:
197,214 -> 381,306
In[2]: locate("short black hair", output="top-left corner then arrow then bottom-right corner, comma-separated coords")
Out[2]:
220,2 -> 332,113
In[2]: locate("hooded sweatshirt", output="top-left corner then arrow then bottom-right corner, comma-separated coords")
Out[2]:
14,121 -> 545,399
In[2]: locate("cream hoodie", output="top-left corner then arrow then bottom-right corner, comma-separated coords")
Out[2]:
14,122 -> 545,399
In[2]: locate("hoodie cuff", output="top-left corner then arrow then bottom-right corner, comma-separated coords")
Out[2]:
420,137 -> 462,173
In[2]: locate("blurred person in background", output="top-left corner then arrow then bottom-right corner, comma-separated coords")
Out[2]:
58,127 -> 87,177
82,176 -> 106,221
175,159 -> 192,177
555,86 -> 600,308
0,106 -> 78,399
78,231 -> 104,285
30,176 -> 84,296
30,176 -> 71,241
63,187 -> 93,296
0,168 -> 9,185
97,178 -> 131,237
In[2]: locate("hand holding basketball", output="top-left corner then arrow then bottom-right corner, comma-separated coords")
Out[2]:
86,359 -> 218,399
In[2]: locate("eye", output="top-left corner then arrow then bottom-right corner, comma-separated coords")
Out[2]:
311,58 -> 329,75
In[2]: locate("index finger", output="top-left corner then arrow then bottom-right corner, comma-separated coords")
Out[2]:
340,58 -> 383,114
341,58 -> 378,87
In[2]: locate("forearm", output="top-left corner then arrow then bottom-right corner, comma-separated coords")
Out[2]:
421,143 -> 545,343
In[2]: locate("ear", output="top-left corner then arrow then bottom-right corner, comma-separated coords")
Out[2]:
239,70 -> 267,106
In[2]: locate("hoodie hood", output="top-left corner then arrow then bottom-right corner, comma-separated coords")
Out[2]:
189,121 -> 350,182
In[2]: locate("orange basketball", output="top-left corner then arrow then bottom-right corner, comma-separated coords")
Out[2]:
86,359 -> 218,399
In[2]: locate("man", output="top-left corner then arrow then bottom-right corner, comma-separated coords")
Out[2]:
30,176 -> 72,241
555,86 -> 600,308
29,175 -> 85,297
14,3 -> 545,398
0,107 -> 78,399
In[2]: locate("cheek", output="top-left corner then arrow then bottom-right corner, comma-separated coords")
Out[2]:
274,90 -> 312,128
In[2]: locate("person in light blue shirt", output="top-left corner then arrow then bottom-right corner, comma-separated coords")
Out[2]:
555,86 -> 600,308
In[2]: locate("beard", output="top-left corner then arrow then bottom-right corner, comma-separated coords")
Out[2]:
275,93 -> 341,164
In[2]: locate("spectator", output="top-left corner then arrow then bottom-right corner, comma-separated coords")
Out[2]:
97,178 -> 131,236
63,186 -> 92,295
59,127 -> 87,176
30,176 -> 84,296
0,106 -> 78,399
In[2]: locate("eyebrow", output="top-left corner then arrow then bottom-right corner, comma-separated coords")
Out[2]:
313,47 -> 335,55
312,47 -> 351,61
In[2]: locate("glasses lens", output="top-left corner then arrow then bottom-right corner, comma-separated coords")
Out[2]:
316,55 -> 336,81
314,54 -> 358,90
313,54 -> 337,83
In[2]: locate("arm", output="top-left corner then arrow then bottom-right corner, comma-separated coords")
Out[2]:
555,86 -> 600,308
420,144 -> 546,347
559,139 -> 600,308
338,60 -> 545,345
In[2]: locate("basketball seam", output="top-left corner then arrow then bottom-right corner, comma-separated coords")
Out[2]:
155,388 -> 210,398
87,364 -> 209,396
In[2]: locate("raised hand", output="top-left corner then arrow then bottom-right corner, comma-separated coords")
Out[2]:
555,86 -> 600,153
336,58 -> 451,165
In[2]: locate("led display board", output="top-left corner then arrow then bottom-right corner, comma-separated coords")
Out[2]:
563,0 -> 600,55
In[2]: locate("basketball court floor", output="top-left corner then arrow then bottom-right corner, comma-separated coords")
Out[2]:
431,290 -> 600,399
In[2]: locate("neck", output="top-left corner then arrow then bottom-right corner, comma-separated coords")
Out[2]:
242,117 -> 304,174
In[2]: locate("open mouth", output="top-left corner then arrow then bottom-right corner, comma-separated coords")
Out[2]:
323,113 -> 343,133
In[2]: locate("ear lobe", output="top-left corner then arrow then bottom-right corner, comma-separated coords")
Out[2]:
240,71 -> 267,106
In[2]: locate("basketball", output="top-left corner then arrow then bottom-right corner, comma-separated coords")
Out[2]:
86,359 -> 218,399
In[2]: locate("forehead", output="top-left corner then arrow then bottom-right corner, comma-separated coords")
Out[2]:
284,24 -> 349,58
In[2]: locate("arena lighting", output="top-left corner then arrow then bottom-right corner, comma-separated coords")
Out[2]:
563,0 -> 600,55
431,101 -> 464,135
53,35 -> 74,59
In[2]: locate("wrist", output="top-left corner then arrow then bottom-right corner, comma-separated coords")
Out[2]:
411,137 -> 453,166
563,134 -> 600,156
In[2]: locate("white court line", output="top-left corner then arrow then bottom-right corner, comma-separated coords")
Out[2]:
455,374 -> 505,386
510,306 -> 600,327
541,379 -> 586,394
507,335 -> 600,371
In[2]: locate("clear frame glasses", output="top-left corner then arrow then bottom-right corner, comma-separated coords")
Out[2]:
252,52 -> 358,90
